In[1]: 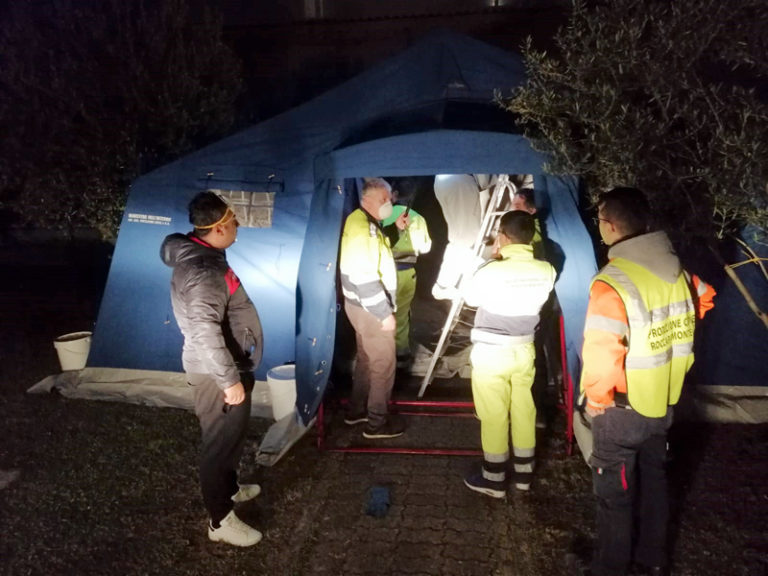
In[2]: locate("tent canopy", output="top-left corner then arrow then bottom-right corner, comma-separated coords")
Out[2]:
297,130 -> 594,420
37,29 -> 764,433
85,30 -> 597,425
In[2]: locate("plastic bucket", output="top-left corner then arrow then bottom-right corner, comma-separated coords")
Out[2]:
266,364 -> 297,420
53,331 -> 92,371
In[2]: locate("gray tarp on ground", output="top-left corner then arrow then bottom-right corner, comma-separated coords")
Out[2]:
28,368 -> 310,466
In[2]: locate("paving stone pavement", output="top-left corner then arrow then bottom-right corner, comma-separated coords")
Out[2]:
243,295 -> 593,575
250,383 -> 595,576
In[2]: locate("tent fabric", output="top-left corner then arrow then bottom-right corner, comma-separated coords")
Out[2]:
297,130 -> 596,422
87,31 -> 531,380
47,29 -> 765,441
27,368 -> 275,419
85,30 -> 599,426
692,229 -> 768,389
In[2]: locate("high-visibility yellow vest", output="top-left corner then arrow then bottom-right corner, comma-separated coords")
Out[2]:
339,208 -> 397,320
593,259 -> 696,417
465,243 -> 556,345
381,205 -> 432,267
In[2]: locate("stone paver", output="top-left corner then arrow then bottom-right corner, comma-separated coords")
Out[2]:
276,374 -> 593,576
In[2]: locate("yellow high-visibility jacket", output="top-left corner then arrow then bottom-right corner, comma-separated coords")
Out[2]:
339,208 -> 397,320
581,231 -> 716,417
381,205 -> 432,269
593,261 -> 696,416
463,243 -> 556,346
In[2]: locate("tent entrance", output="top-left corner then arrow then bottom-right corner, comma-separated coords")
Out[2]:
297,130 -> 595,452
317,172 -> 574,456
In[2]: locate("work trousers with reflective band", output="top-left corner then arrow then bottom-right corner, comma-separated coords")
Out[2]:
395,267 -> 416,355
589,406 -> 672,576
345,301 -> 396,428
190,371 -> 253,526
470,341 -> 536,474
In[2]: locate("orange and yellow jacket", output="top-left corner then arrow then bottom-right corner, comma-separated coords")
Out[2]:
581,231 -> 716,417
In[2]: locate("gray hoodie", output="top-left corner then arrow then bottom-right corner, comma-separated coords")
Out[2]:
160,233 -> 263,389
607,230 -> 682,284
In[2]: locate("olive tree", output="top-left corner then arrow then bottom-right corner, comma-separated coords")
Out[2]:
0,0 -> 243,240
501,0 -> 768,327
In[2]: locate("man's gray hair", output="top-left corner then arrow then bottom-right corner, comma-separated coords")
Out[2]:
361,177 -> 391,197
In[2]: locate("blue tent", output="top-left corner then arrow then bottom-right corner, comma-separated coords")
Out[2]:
84,31 -> 597,424
688,230 -> 768,412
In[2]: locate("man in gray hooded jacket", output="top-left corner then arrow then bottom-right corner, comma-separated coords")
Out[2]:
161,191 -> 264,547
576,187 -> 715,576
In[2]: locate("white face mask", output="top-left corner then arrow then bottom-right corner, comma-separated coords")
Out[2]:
378,200 -> 393,221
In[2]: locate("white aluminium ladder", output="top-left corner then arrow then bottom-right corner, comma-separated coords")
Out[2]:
417,174 -> 518,398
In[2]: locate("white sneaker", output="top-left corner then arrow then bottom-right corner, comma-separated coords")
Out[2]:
208,510 -> 262,547
232,483 -> 261,503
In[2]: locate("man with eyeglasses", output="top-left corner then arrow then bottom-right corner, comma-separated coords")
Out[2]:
161,191 -> 264,547
577,187 -> 716,576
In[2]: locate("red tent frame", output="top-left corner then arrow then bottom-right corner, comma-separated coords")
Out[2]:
316,315 -> 575,456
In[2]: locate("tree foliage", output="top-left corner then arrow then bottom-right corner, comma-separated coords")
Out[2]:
502,0 -> 768,252
0,0 -> 243,240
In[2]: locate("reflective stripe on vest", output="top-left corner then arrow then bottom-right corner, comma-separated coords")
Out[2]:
593,259 -> 696,417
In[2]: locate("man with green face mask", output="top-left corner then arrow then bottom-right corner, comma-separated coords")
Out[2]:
340,178 -> 410,439
381,178 -> 432,371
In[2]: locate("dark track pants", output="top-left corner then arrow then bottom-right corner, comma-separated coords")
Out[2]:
190,372 -> 253,526
589,406 -> 672,576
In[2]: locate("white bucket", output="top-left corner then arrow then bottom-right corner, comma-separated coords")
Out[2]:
266,364 -> 297,421
53,331 -> 92,371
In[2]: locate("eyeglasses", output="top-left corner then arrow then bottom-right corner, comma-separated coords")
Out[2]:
592,216 -> 611,226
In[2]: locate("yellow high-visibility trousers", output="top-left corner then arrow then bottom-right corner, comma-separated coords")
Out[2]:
470,341 -> 536,457
395,268 -> 416,355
